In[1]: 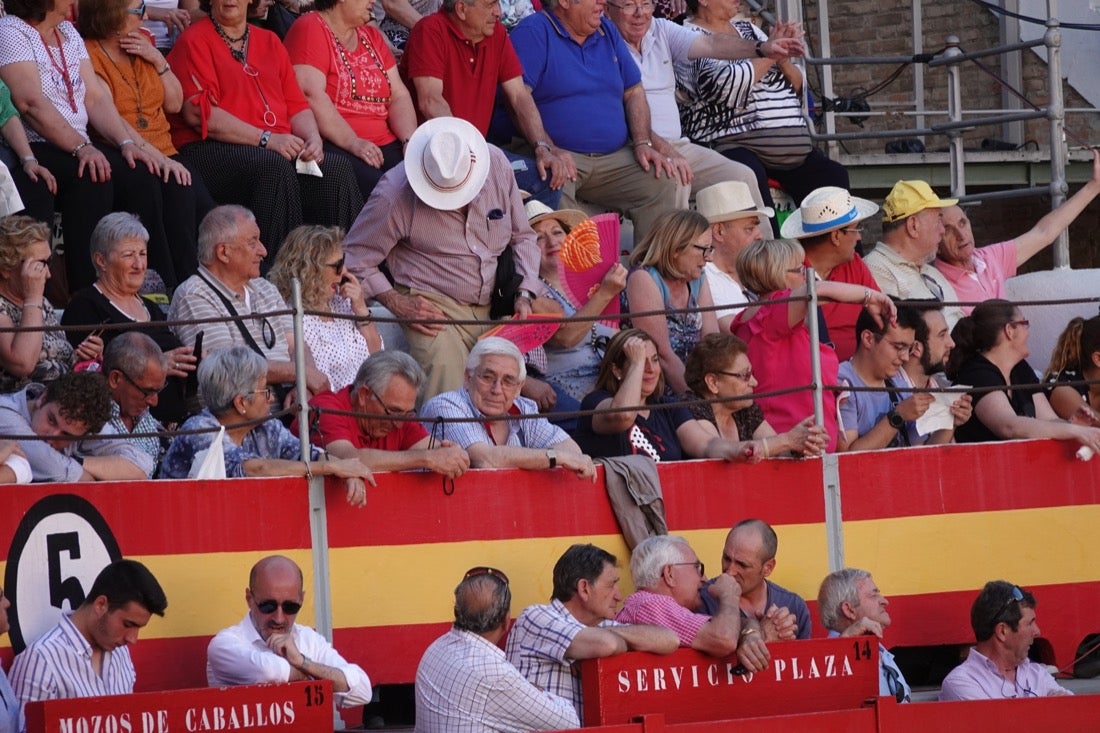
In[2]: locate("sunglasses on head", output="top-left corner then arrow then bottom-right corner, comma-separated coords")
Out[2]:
988,585 -> 1024,627
464,566 -> 509,585
255,598 -> 302,615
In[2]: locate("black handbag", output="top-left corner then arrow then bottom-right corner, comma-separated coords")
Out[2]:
489,246 -> 522,320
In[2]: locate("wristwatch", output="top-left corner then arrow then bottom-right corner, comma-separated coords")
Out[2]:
546,448 -> 557,469
886,409 -> 905,430
516,289 -> 536,302
754,40 -> 766,58
258,130 -> 272,148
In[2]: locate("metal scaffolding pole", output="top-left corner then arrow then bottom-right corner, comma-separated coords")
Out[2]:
1045,12 -> 1070,269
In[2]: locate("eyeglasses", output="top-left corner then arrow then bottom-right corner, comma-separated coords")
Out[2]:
839,226 -> 864,235
473,369 -> 521,390
126,0 -> 147,15
117,369 -> 165,398
716,369 -> 753,381
691,244 -> 715,256
325,256 -> 346,273
607,0 -> 654,12
988,585 -> 1024,627
786,265 -> 807,276
371,392 -> 416,419
919,272 -> 945,301
254,598 -> 302,615
248,387 -> 273,401
464,566 -> 509,584
882,339 -> 915,357
1008,319 -> 1030,329
669,561 -> 705,576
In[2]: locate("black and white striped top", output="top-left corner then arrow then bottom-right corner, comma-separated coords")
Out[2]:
675,20 -> 807,144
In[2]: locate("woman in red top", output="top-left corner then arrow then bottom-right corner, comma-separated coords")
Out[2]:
167,0 -> 363,257
284,0 -> 416,201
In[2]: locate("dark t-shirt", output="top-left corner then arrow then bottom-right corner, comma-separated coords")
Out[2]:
575,389 -> 693,461
954,355 -> 1041,443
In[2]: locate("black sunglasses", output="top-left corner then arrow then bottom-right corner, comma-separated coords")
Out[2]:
464,566 -> 509,585
255,598 -> 302,615
989,585 -> 1024,627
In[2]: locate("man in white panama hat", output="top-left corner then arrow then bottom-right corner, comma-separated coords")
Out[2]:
344,117 -> 541,401
780,185 -> 880,360
697,181 -> 773,332
862,180 -> 964,329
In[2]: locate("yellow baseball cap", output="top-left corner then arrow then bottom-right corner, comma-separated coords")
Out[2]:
882,180 -> 958,223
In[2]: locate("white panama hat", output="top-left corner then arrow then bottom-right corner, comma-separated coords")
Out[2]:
404,116 -> 491,211
695,181 -> 774,224
780,186 -> 879,239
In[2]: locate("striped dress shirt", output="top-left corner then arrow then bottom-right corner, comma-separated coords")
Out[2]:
10,614 -> 135,732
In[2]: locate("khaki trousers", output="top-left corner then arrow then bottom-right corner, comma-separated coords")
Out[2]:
397,286 -> 492,402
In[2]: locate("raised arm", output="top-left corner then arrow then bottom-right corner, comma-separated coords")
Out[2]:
1015,148 -> 1100,267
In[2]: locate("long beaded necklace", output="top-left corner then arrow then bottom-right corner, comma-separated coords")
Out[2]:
320,15 -> 390,105
212,16 -> 249,63
96,41 -> 150,130
42,29 -> 79,114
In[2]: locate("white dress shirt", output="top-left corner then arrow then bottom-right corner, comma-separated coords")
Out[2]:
206,614 -> 372,708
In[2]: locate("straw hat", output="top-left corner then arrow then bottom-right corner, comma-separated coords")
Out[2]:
695,181 -> 774,224
405,117 -> 491,211
780,186 -> 879,239
524,199 -> 588,230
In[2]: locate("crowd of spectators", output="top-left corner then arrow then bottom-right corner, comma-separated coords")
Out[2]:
0,0 -> 1095,482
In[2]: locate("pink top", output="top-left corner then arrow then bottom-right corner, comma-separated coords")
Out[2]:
615,590 -> 707,647
933,241 -> 1017,315
284,13 -> 397,146
733,290 -> 839,452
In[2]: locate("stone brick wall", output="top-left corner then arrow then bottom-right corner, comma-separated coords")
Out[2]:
739,1 -> 1099,267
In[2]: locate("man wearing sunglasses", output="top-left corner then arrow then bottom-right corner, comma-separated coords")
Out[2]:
817,568 -> 911,703
415,567 -> 579,732
206,556 -> 372,708
940,581 -> 1071,700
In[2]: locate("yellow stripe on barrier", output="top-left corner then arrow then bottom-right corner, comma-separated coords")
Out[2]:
843,505 -> 1100,595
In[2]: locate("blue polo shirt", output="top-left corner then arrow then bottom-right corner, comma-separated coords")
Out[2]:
510,11 -> 641,154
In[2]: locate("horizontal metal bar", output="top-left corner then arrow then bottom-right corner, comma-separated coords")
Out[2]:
805,54 -> 922,66
929,110 -> 1047,132
927,38 -> 1046,66
956,185 -> 1052,204
808,127 -> 940,141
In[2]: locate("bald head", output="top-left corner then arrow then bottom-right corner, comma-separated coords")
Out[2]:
453,574 -> 510,637
247,556 -> 304,641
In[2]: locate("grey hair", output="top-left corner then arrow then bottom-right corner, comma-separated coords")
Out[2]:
630,535 -> 691,590
102,331 -> 167,377
197,345 -> 267,416
453,574 -> 511,634
441,0 -> 476,10
817,567 -> 871,632
90,212 -> 149,272
466,336 -> 527,381
352,351 -> 425,397
197,205 -> 255,266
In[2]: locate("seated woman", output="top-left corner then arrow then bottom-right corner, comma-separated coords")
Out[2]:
420,337 -> 596,478
574,328 -> 752,462
0,0 -> 173,292
527,199 -> 625,408
624,210 -> 718,395
0,215 -> 101,392
267,225 -> 382,390
160,346 -> 373,505
284,0 -> 416,202
674,11 -> 846,221
0,79 -> 57,220
947,300 -> 1100,452
61,212 -> 196,424
685,332 -> 828,458
1044,316 -> 1100,422
732,238 -> 895,453
167,0 -> 364,257
79,0 -> 214,287
377,0 -> 439,52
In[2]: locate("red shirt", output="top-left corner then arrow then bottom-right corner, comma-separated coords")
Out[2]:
403,11 -> 523,135
284,12 -> 397,145
168,18 -> 310,146
306,386 -> 428,450
816,254 -> 879,363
